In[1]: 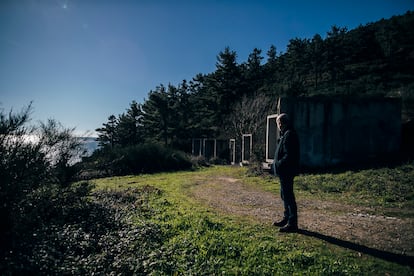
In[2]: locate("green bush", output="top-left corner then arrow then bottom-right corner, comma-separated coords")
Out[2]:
0,105 -> 95,273
3,186 -> 166,275
83,143 -> 193,176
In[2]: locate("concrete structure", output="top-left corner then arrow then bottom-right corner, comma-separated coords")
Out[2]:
191,138 -> 232,161
229,139 -> 236,165
241,134 -> 252,165
265,114 -> 278,164
265,97 -> 401,168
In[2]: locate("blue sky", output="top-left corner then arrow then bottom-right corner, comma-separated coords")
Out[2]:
1,0 -> 413,136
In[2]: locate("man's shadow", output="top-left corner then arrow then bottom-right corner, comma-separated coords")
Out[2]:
297,229 -> 414,269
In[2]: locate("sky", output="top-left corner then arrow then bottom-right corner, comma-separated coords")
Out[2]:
1,0 -> 413,136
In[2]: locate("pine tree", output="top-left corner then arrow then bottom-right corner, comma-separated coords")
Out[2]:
117,101 -> 144,146
96,115 -> 118,148
141,85 -> 172,146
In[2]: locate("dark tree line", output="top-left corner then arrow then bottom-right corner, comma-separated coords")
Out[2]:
96,11 -> 414,155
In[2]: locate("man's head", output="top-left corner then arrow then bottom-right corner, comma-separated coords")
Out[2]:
276,113 -> 290,132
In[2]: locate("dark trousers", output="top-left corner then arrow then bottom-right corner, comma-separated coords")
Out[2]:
279,175 -> 298,226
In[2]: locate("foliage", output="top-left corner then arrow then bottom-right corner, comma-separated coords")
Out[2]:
0,105 -> 91,272
95,12 -> 414,163
96,100 -> 144,148
3,162 -> 413,274
82,143 -> 193,176
5,11 -> 414,274
2,186 -> 165,275
87,166 -> 412,275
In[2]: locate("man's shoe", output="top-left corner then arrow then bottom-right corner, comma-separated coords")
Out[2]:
279,224 -> 298,233
273,219 -> 288,227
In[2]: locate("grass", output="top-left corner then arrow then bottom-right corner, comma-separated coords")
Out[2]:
245,163 -> 414,216
91,164 -> 414,275
294,164 -> 414,215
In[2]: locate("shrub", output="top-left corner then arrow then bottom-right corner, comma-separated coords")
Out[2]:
0,104 -> 91,273
2,186 -> 166,275
82,143 -> 193,176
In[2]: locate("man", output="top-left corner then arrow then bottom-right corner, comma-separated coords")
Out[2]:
272,113 -> 300,233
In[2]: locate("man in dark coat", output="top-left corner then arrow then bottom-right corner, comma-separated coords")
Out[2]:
272,113 -> 300,233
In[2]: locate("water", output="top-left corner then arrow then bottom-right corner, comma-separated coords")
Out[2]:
79,137 -> 99,156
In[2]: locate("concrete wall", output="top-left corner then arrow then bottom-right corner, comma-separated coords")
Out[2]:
278,97 -> 401,167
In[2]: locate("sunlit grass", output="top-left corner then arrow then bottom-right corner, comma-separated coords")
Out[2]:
91,165 -> 413,274
294,163 -> 414,211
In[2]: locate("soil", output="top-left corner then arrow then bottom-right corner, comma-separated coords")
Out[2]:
189,173 -> 414,258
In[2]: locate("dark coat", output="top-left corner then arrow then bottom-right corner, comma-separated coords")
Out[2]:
272,127 -> 300,177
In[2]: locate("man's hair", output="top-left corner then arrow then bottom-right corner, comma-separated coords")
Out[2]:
276,113 -> 289,125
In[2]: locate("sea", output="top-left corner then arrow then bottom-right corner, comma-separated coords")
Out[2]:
79,137 -> 99,156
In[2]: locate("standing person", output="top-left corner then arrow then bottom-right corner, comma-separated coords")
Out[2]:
272,113 -> 300,233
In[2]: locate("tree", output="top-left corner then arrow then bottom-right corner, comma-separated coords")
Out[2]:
141,85 -> 173,146
187,74 -> 221,138
170,80 -> 193,150
213,47 -> 242,116
324,25 -> 348,91
262,45 -> 281,96
93,12 -> 414,156
96,115 -> 118,148
229,93 -> 271,137
267,44 -> 277,64
242,48 -> 264,96
285,38 -> 311,95
117,101 -> 144,146
228,92 -> 277,160
310,34 -> 324,90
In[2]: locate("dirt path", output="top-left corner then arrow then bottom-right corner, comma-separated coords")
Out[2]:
189,175 -> 414,258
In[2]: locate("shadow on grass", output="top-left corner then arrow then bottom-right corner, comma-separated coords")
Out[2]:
297,229 -> 414,269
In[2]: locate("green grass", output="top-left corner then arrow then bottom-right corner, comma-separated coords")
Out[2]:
294,164 -> 414,212
91,165 -> 414,275
245,163 -> 414,216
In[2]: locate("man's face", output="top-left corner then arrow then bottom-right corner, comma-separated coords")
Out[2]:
277,119 -> 282,131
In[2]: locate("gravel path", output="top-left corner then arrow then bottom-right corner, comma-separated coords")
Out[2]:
190,175 -> 414,259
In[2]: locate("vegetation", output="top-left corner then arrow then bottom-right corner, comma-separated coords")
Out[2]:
2,105 -> 413,273
0,106 -> 192,274
4,165 -> 413,274
296,165 -> 414,209
0,104 -> 93,272
95,12 -> 414,161
2,11 -> 414,275
246,164 -> 414,211
80,143 -> 193,177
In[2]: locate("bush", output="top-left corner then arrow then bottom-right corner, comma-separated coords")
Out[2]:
0,104 -> 173,274
2,186 -> 166,275
0,104 -> 91,273
82,143 -> 193,176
